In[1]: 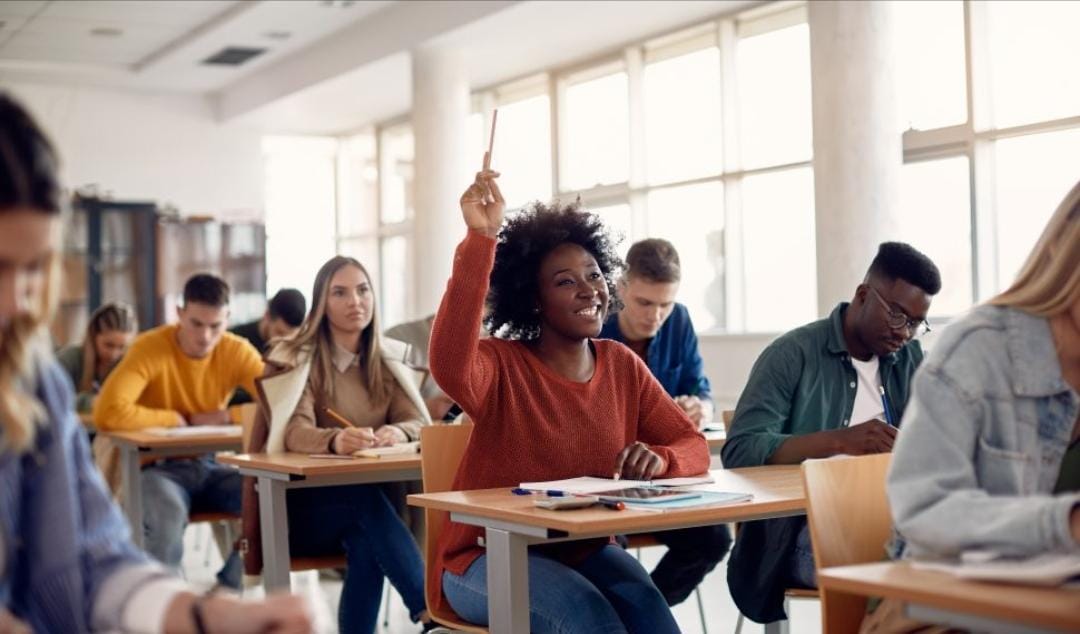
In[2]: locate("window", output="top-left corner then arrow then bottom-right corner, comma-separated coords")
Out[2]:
646,182 -> 725,331
894,0 -> 967,131
379,235 -> 408,330
589,202 -> 633,259
898,157 -> 972,316
644,46 -> 723,185
336,131 -> 378,244
740,167 -> 816,333
736,21 -> 812,169
561,70 -> 630,191
263,136 -> 337,308
987,1 -> 1080,128
379,124 -> 413,225
492,93 -> 553,208
992,127 -> 1080,291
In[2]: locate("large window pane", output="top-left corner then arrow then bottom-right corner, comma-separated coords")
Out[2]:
895,0 -> 967,131
993,128 -> 1080,292
337,131 -> 378,237
562,71 -> 629,191
737,23 -> 812,169
493,94 -> 553,208
379,235 -> 408,329
263,136 -> 337,309
644,47 -> 723,184
646,181 -> 725,331
589,202 -> 633,260
987,1 -> 1080,128
898,157 -> 972,316
379,125 -> 413,224
741,167 -> 816,332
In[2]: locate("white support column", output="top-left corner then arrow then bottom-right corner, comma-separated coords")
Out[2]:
809,1 -> 901,315
411,44 -> 470,317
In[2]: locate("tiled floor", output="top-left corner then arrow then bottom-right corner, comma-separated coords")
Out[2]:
181,524 -> 822,634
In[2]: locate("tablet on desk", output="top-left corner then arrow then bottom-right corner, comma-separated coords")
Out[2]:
593,487 -> 701,504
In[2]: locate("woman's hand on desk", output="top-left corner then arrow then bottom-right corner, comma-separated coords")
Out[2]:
614,441 -> 668,481
373,425 -> 408,447
459,160 -> 504,239
332,427 -> 376,454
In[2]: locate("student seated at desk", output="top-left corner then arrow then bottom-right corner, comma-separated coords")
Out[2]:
93,273 -> 264,590
252,255 -> 431,633
599,238 -> 732,607
876,183 -> 1080,631
55,301 -> 137,420
721,242 -> 941,624
0,91 -> 313,634
429,161 -> 709,634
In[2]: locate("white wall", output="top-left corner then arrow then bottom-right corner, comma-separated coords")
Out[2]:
1,80 -> 264,218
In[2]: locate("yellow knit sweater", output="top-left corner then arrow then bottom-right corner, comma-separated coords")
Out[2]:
94,324 -> 264,430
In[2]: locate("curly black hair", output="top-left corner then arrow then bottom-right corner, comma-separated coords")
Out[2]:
486,200 -> 624,340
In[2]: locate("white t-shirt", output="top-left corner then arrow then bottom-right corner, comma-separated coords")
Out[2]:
849,356 -> 885,426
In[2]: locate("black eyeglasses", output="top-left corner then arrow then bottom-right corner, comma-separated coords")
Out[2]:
867,286 -> 931,337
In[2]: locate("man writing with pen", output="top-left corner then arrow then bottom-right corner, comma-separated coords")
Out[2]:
599,238 -> 733,608
721,241 -> 942,625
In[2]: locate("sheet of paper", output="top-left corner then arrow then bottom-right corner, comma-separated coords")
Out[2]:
518,476 -> 651,494
352,441 -> 420,458
910,552 -> 1080,586
145,425 -> 241,437
651,474 -> 715,487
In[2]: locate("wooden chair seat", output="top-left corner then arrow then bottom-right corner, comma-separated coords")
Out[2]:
290,554 -> 348,572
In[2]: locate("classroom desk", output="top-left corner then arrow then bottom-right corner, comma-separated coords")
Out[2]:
101,429 -> 243,549
705,429 -> 726,455
818,561 -> 1080,634
409,464 -> 805,634
218,452 -> 422,590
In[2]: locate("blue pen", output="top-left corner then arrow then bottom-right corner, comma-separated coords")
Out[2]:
510,488 -> 532,496
879,386 -> 895,427
545,490 -> 566,497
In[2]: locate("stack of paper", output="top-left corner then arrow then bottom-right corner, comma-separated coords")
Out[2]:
911,551 -> 1080,586
624,490 -> 753,511
145,425 -> 241,438
518,474 -> 715,494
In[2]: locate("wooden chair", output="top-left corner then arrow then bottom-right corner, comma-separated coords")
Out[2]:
802,454 -> 893,634
721,409 -> 735,426
420,422 -> 488,633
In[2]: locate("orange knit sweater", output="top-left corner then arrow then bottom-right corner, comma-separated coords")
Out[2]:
429,230 -> 710,587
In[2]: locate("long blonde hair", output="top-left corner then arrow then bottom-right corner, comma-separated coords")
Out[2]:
0,93 -> 62,454
79,302 -> 137,392
276,256 -> 393,406
989,179 -> 1080,316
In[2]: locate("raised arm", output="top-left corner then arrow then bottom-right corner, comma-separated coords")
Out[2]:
429,162 -> 505,417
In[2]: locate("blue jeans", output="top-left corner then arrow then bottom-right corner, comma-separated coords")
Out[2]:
141,457 -> 242,588
287,484 -> 426,634
443,545 -> 679,634
787,523 -> 817,589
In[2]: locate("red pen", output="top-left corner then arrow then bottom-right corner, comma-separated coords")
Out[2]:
597,499 -> 625,511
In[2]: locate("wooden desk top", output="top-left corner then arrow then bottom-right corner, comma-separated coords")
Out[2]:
100,429 -> 242,451
219,451 -> 422,477
704,430 -> 726,449
408,465 -> 804,536
818,561 -> 1080,633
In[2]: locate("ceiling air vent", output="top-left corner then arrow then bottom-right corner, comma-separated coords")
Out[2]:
202,47 -> 267,66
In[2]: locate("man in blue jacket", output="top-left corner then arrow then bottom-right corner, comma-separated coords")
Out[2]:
600,238 -> 731,606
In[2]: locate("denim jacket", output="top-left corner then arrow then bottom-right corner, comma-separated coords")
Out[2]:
1,357 -> 173,632
889,305 -> 1080,559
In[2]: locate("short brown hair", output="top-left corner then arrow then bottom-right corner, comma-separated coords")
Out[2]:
625,238 -> 680,283
183,273 -> 230,308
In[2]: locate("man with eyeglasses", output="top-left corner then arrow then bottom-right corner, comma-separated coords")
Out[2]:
720,241 -> 941,625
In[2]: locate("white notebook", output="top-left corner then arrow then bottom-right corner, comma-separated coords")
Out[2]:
911,551 -> 1080,586
145,425 -> 241,438
519,474 -> 715,494
352,441 -> 420,458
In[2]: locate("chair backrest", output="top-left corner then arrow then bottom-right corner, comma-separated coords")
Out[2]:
802,453 -> 892,633
420,422 -> 486,632
721,409 -> 735,426
237,402 -> 258,452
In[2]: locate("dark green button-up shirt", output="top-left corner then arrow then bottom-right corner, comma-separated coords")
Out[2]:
722,302 -> 924,468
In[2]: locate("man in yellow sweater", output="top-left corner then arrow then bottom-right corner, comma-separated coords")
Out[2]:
95,273 -> 264,589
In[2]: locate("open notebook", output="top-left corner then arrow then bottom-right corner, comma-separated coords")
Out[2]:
911,551 -> 1080,586
145,425 -> 241,438
352,441 -> 420,458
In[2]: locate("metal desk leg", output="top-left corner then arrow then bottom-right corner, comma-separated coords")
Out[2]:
258,476 -> 291,591
119,444 -> 144,549
485,527 -> 531,634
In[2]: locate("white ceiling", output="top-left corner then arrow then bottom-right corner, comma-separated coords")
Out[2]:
0,0 -> 761,134
0,0 -> 394,92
